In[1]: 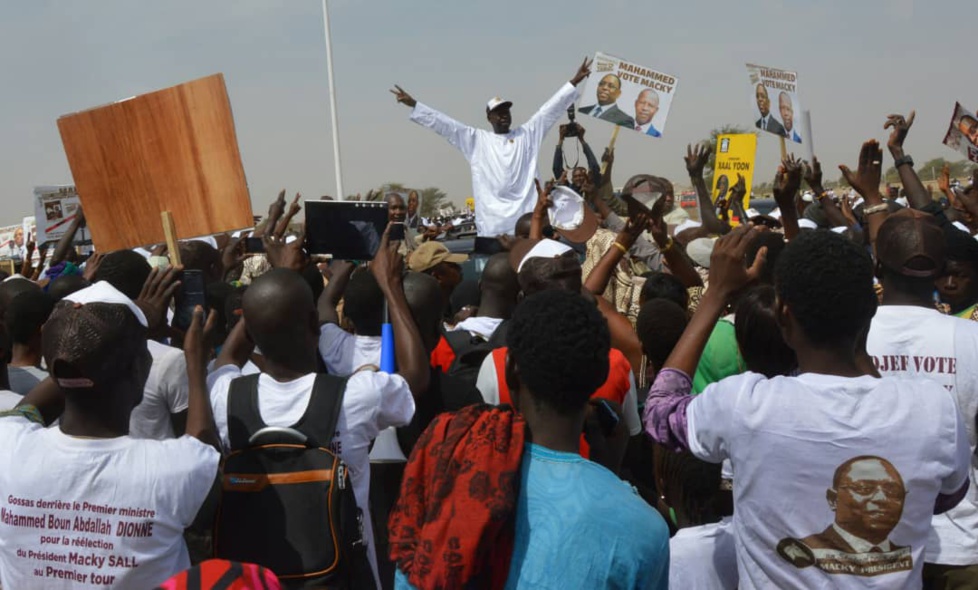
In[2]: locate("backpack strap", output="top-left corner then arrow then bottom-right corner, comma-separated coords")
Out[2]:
227,374 -> 265,451
292,374 -> 349,448
488,319 -> 509,348
444,330 -> 487,362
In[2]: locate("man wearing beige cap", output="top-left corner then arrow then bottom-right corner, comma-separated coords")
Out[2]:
391,59 -> 593,253
407,241 -> 468,303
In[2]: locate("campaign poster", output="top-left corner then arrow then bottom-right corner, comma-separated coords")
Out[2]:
382,187 -> 423,230
942,102 -> 978,164
712,134 -> 758,212
0,223 -> 24,260
747,63 -> 803,144
577,52 -> 679,138
33,185 -> 90,245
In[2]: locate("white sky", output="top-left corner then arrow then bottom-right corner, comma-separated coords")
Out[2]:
0,0 -> 973,223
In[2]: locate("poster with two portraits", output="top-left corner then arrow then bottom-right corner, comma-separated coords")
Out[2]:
576,52 -> 679,138
747,63 -> 803,145
942,103 -> 978,164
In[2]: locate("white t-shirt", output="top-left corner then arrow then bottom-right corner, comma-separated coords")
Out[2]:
450,316 -> 503,340
206,365 -> 415,589
317,325 -> 404,462
0,415 -> 219,590
0,390 -> 23,411
687,372 -> 970,589
128,341 -> 189,440
868,305 -> 978,565
475,352 -> 642,436
410,83 -> 580,237
7,366 -> 48,396
318,323 -> 382,375
670,517 -> 738,589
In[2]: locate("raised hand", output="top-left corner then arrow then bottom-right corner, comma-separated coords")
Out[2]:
533,178 -> 556,216
390,85 -> 417,108
617,211 -> 650,251
840,193 -> 858,226
803,156 -> 824,192
839,140 -> 885,202
371,223 -> 404,293
730,174 -> 748,207
648,195 -> 669,247
601,147 -> 615,165
19,242 -> 36,278
274,192 -> 302,237
136,265 -> 183,333
774,155 -> 804,205
715,197 -> 731,222
262,190 -> 308,272
570,57 -> 593,86
938,163 -> 952,197
708,225 -> 767,298
183,305 -> 218,374
884,111 -> 915,153
220,235 -> 248,275
684,143 -> 711,178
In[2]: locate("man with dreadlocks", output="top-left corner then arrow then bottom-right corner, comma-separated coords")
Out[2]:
0,274 -> 220,589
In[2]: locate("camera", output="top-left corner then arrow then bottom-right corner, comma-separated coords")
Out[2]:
564,105 -> 581,138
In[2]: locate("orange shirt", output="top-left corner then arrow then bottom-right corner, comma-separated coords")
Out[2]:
491,346 -> 633,457
430,335 -> 455,372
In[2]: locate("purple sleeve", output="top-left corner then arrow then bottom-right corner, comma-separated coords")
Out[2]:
642,368 -> 694,452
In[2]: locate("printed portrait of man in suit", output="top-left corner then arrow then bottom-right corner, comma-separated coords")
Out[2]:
777,456 -> 913,577
632,89 -> 661,137
779,91 -> 802,144
958,115 -> 978,146
579,74 -> 635,129
754,83 -> 785,136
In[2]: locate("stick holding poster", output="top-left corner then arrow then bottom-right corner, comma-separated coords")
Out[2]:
577,52 -> 679,137
712,134 -> 758,223
599,126 -> 621,176
747,64 -> 803,145
802,110 -> 815,163
942,102 -> 978,164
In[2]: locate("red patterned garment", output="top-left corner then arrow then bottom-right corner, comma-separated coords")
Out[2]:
389,404 -> 526,590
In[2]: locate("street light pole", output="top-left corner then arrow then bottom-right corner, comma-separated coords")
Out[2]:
321,0 -> 344,200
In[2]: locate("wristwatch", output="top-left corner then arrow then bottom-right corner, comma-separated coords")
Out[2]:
894,155 -> 914,169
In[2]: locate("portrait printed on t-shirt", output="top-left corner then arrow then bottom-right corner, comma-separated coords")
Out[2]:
776,456 -> 913,577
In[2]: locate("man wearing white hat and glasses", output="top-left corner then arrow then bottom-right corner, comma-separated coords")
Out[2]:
391,58 -> 593,253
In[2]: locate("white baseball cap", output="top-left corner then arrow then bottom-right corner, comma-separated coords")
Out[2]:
486,97 -> 512,112
65,281 -> 148,327
548,186 -> 598,243
687,237 -> 717,268
517,239 -> 573,273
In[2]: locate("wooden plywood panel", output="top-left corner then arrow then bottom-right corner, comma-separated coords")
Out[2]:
57,73 -> 253,252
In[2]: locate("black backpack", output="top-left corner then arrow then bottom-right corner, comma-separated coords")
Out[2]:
442,321 -> 509,388
214,374 -> 373,589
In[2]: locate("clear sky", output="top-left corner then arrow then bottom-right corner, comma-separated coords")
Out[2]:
0,0 -> 973,223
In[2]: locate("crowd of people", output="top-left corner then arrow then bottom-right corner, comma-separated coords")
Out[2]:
0,57 -> 977,590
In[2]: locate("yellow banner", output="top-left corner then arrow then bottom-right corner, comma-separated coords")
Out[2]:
712,134 -> 757,219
